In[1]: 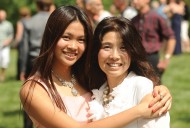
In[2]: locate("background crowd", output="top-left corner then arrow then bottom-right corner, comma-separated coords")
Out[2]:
0,0 -> 190,127
1,0 -> 190,82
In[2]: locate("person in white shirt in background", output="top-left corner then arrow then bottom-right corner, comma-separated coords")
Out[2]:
85,0 -> 112,25
113,0 -> 137,20
0,9 -> 14,82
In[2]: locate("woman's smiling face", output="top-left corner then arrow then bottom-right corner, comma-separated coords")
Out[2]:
54,21 -> 86,68
98,31 -> 131,78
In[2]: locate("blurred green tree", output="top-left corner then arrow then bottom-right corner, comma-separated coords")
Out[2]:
1,0 -> 190,33
0,0 -> 75,28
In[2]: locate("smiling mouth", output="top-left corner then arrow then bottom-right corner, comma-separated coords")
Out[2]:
107,63 -> 122,67
63,51 -> 77,58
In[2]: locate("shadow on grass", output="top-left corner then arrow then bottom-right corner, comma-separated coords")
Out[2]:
176,111 -> 190,124
5,75 -> 17,81
3,109 -> 21,117
0,109 -> 23,128
178,116 -> 190,123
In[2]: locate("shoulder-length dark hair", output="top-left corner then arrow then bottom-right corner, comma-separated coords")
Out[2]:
25,5 -> 93,111
86,16 -> 160,90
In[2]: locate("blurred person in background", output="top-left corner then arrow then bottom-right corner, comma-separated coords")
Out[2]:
49,2 -> 56,13
157,0 -> 170,20
180,0 -> 190,52
76,0 -> 85,9
166,0 -> 184,55
0,9 -> 14,82
109,4 -> 118,16
84,0 -> 112,27
113,0 -> 137,20
132,0 -> 176,80
22,0 -> 53,127
13,6 -> 31,81
155,0 -> 172,72
90,0 -> 112,23
151,0 -> 160,10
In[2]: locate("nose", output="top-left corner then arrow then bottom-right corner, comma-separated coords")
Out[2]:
110,49 -> 119,60
67,40 -> 77,50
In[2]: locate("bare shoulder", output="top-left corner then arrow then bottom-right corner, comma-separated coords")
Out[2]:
19,79 -> 81,127
19,80 -> 32,103
19,79 -> 51,109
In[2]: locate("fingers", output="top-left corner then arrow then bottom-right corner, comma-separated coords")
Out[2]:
148,96 -> 159,108
152,86 -> 159,97
87,116 -> 93,123
149,90 -> 167,107
161,93 -> 172,112
151,92 -> 172,113
147,84 -> 172,118
91,95 -> 96,100
152,85 -> 167,98
159,99 -> 172,115
88,114 -> 95,120
160,93 -> 164,100
149,87 -> 160,107
86,108 -> 94,122
150,84 -> 172,106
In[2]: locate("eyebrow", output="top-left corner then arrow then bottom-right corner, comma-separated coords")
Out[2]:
101,42 -> 112,45
63,32 -> 85,38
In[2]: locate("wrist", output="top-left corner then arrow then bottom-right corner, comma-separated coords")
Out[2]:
135,105 -> 143,118
164,54 -> 171,60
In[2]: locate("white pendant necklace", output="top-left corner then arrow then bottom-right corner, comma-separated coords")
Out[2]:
51,70 -> 78,96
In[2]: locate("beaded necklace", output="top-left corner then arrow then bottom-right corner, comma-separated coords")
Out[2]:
51,70 -> 78,96
103,86 -> 114,107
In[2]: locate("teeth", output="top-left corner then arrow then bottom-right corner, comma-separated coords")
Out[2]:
65,53 -> 76,57
108,63 -> 121,67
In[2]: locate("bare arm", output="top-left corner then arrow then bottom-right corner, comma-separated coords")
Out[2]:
14,21 -> 24,47
165,38 -> 176,59
157,38 -> 176,72
20,81 -> 159,128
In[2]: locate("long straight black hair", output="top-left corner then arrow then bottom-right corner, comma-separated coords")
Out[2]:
24,5 -> 93,111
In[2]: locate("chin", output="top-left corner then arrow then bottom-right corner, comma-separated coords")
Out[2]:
63,61 -> 77,67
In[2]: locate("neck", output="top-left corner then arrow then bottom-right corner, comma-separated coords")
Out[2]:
52,70 -> 78,96
52,65 -> 72,81
107,72 -> 128,91
140,5 -> 150,15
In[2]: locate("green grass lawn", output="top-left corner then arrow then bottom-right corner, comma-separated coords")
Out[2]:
0,49 -> 23,128
162,53 -> 190,128
0,49 -> 190,128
